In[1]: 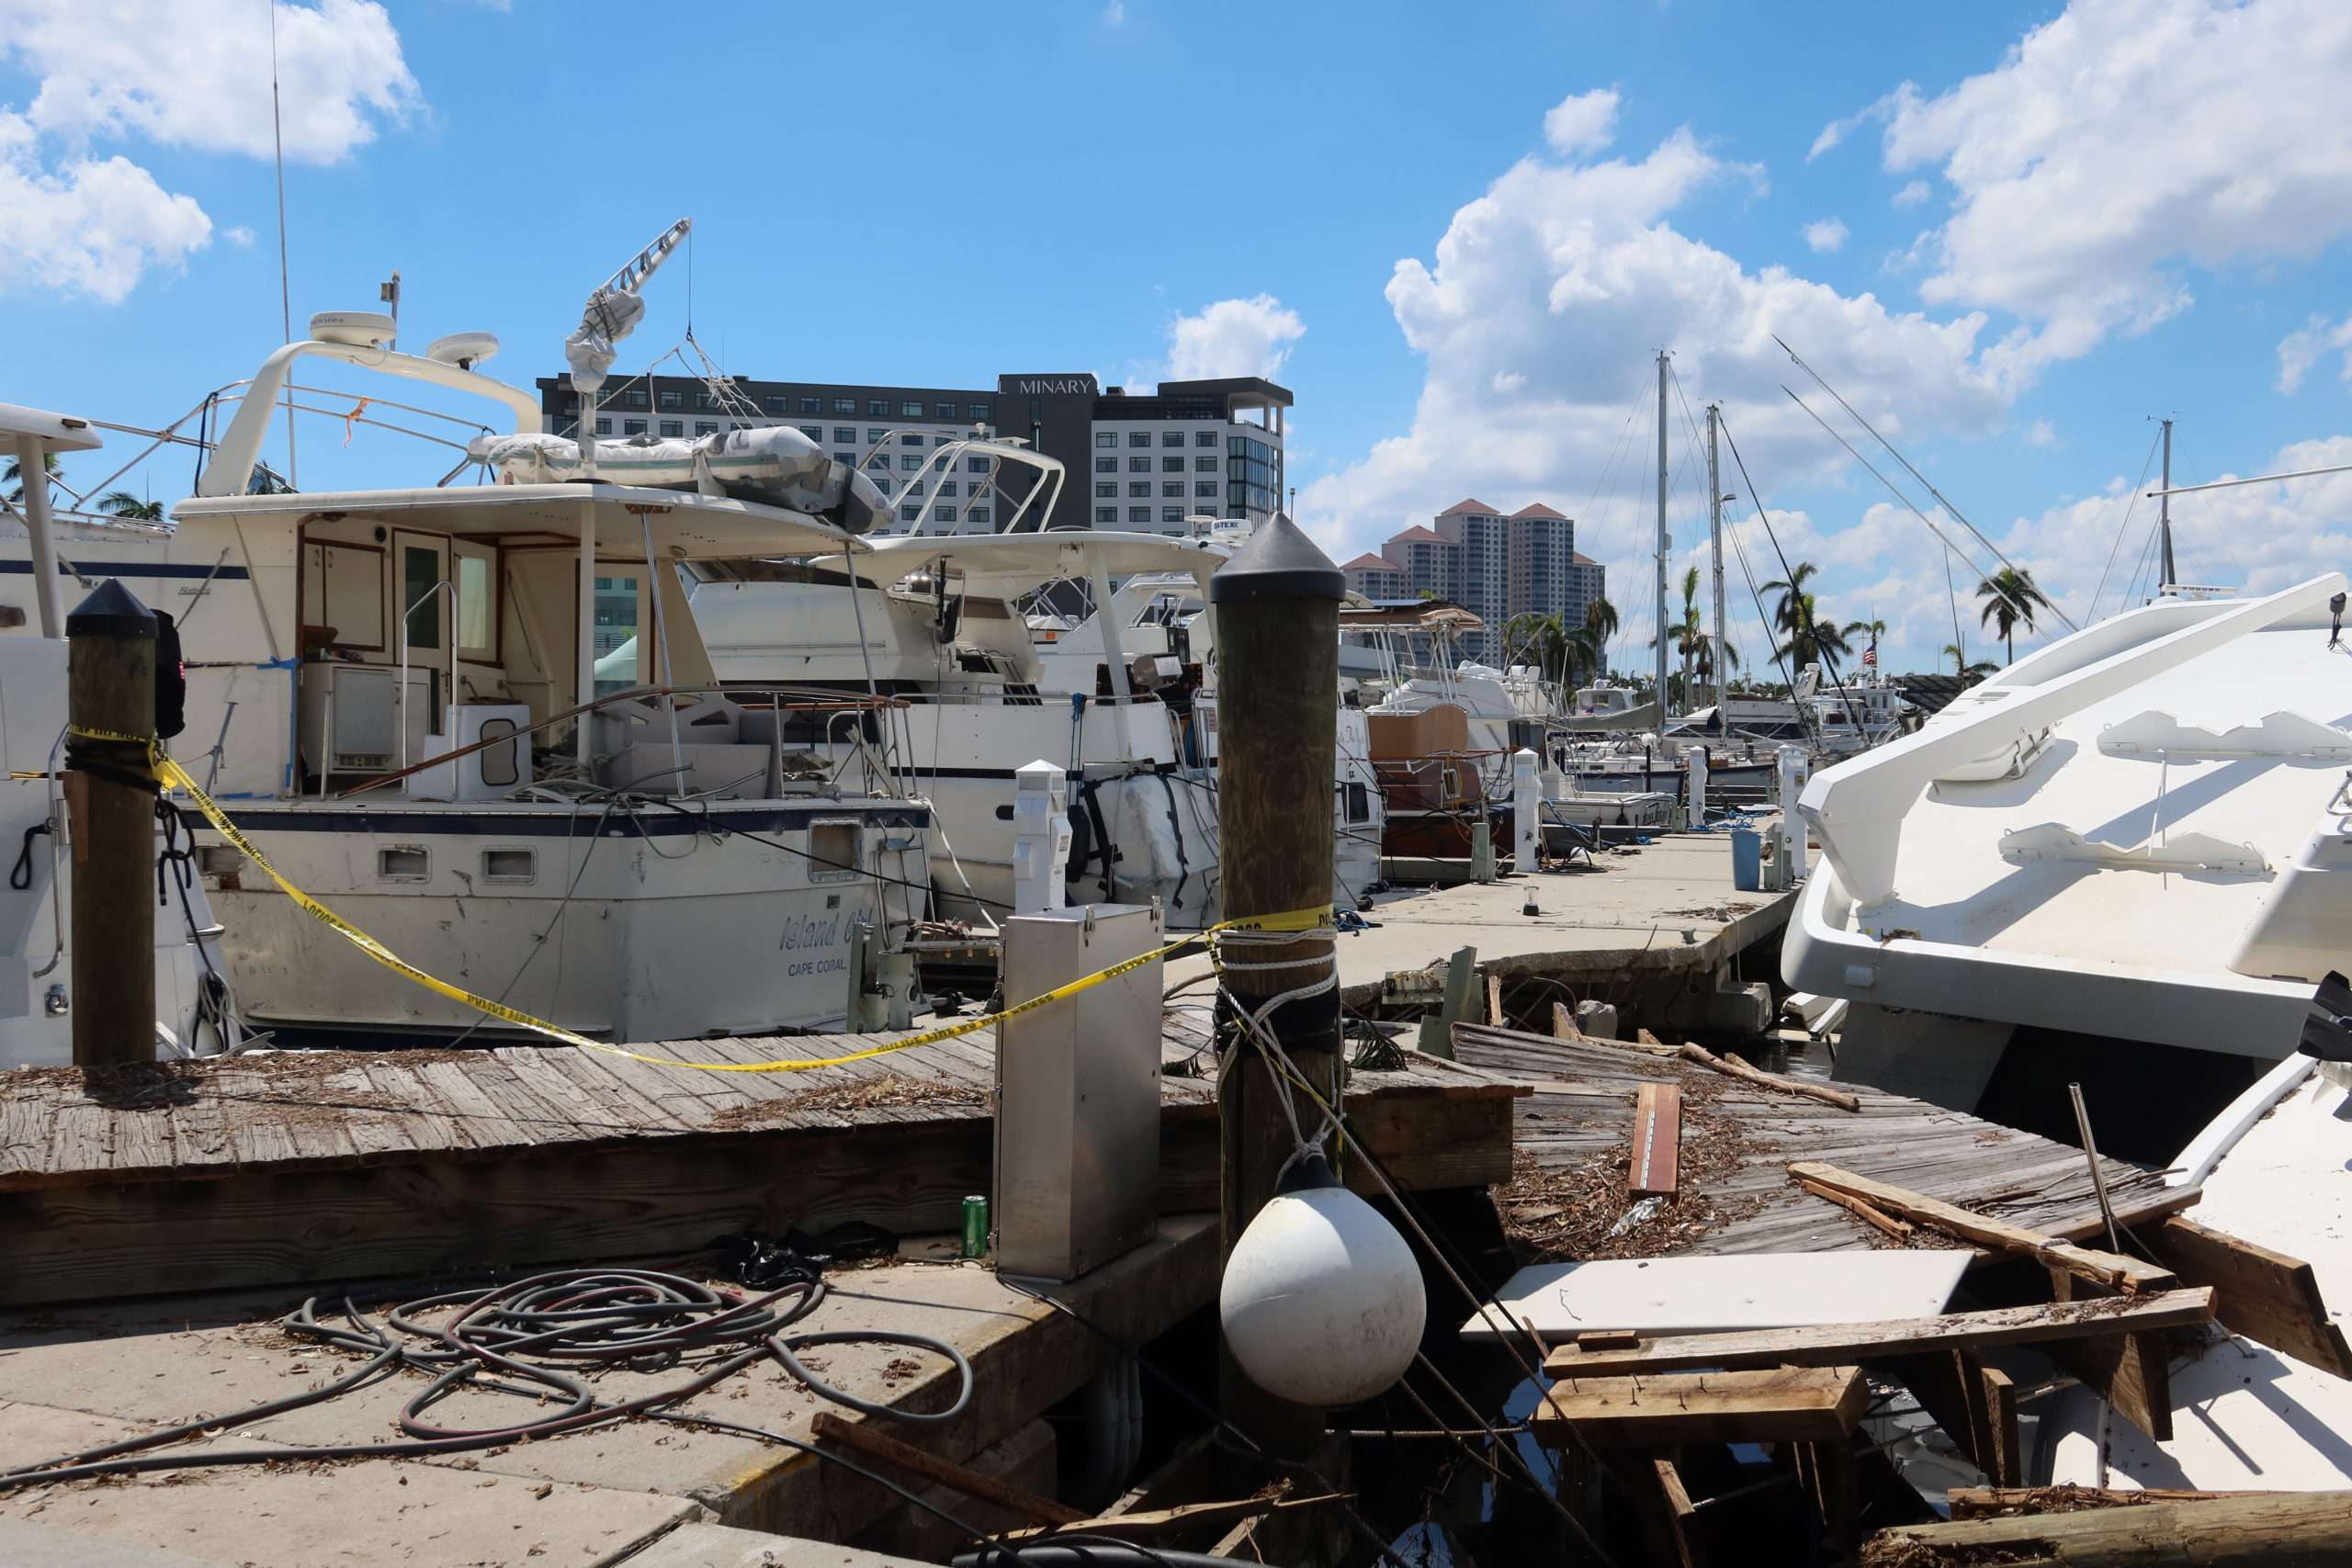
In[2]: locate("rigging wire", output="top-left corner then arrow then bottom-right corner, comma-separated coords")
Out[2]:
265,0 -> 298,488
2089,427 -> 2165,620
1716,411 -> 1860,737
1776,336 -> 2076,634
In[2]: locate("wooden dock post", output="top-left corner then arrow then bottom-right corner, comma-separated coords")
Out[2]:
1209,513 -> 1343,1455
66,580 -> 157,1066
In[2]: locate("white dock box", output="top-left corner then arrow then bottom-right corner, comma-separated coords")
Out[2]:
992,903 -> 1164,1280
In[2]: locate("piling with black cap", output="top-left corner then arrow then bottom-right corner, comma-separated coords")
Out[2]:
1209,513 -> 1343,1454
67,580 -> 157,1066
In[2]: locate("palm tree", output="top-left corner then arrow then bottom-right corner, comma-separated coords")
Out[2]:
1975,566 -> 2053,665
1939,642 -> 1997,679
1760,562 -> 1820,641
97,490 -> 164,521
1656,567 -> 1741,707
4,449 -> 59,504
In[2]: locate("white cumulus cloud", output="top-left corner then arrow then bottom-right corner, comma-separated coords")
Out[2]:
1848,0 -> 2352,383
1892,179 -> 1930,209
1166,294 -> 1305,381
0,0 -> 420,302
1804,218 -> 1849,254
2277,313 -> 2352,394
1295,101 -> 2005,588
1542,88 -> 1620,157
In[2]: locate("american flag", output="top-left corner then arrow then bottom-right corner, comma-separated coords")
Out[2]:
1861,640 -> 1877,669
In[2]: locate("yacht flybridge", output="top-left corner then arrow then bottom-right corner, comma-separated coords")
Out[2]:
1784,572 -> 2352,1111
53,272 -> 938,1044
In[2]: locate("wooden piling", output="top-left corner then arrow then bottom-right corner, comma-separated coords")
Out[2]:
66,580 -> 157,1066
1209,513 -> 1342,1455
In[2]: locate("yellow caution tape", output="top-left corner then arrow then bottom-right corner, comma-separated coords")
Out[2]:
69,724 -> 1331,1075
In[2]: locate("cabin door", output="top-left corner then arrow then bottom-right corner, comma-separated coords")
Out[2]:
590,569 -> 655,696
392,530 -> 451,733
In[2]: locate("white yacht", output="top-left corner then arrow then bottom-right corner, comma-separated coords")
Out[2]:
1784,573 -> 2352,1115
26,291 -> 942,1045
0,404 -> 238,1066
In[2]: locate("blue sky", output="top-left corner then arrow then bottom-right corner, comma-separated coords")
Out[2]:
5,0 -> 2351,673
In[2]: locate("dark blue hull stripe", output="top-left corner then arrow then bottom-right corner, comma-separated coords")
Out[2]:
178,805 -> 933,838
0,559 -> 251,580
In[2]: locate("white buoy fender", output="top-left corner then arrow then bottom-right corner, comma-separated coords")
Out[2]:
1219,1173 -> 1426,1407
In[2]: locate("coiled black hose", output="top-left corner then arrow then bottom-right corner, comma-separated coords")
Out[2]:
0,1266 -> 970,1489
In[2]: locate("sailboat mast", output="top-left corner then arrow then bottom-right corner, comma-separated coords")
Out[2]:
1706,401 -> 1724,708
1655,350 -> 1670,716
2157,416 -> 2176,596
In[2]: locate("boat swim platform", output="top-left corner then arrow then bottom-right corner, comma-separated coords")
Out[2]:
1168,830 -> 1794,1010
0,1016 -> 1527,1311
1453,1021 -> 2200,1263
0,1219 -> 1214,1567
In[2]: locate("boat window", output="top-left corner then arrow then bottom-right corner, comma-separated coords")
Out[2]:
455,547 -> 494,660
402,547 -> 444,650
378,846 -> 428,882
808,820 -> 862,883
593,575 -> 642,695
482,848 -> 535,883
1343,781 -> 1372,823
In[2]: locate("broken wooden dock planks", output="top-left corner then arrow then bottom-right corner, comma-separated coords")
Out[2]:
1533,1366 -> 1869,1448
1787,1160 -> 2179,1292
1864,1489 -> 2352,1566
1542,1289 -> 2216,1378
2144,1213 -> 2352,1379
1681,1042 -> 1860,1111
1628,1082 -> 1681,1197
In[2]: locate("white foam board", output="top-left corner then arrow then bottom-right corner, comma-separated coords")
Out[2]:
1460,1250 -> 1972,1340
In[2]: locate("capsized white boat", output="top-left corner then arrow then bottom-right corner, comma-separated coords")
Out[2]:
2037,1044 -> 2352,1490
1784,574 -> 2352,1127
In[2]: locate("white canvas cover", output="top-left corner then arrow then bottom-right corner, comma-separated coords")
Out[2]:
469,424 -> 888,535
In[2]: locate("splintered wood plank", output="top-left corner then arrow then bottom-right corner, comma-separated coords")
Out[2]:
2145,1213 -> 2352,1379
2048,1270 -> 2176,1441
1628,1082 -> 1681,1197
1543,1290 -> 2215,1378
1787,1161 -> 2179,1293
1532,1366 -> 1868,1448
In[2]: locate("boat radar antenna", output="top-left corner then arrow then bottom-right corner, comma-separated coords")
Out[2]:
567,218 -> 692,480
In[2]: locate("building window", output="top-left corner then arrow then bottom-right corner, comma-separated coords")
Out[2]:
1129,456 -> 1149,472
695,422 -> 718,436
1128,481 -> 1149,498
658,389 -> 683,410
968,403 -> 989,421
1194,431 -> 1217,447
1129,507 -> 1151,523
969,457 -> 992,474
1096,506 -> 1118,524
1162,506 -> 1183,524
799,425 -> 821,441
868,400 -> 888,416
594,417 -> 612,435
800,396 -> 821,413
1161,430 -> 1184,446
1162,456 -> 1183,472
659,419 -> 684,437
901,503 -> 922,522
1194,480 -> 1217,498
936,505 -> 956,523
899,454 -> 921,469
834,452 -> 854,466
938,481 -> 957,497
968,506 -> 989,524
1096,481 -> 1117,498
1095,457 -> 1117,475
934,401 -> 956,419
907,480 -> 924,496
765,397 -> 790,415
833,427 -> 855,444
623,418 -> 646,435
1162,481 -> 1183,498
868,429 -> 888,445
620,389 -> 648,409
1194,455 -> 1216,472
833,398 -> 855,413
1095,432 -> 1117,448
934,434 -> 951,446
1128,432 -> 1150,447
900,400 -> 922,417
901,433 -> 924,446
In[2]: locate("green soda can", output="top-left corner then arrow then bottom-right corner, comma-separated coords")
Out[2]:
960,1194 -> 989,1259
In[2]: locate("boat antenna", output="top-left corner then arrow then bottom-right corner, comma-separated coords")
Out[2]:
2157,415 -> 2177,595
1654,349 -> 1670,715
266,0 -> 297,488
1774,334 -> 2075,633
